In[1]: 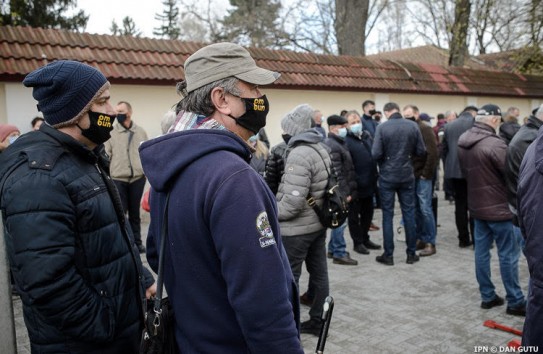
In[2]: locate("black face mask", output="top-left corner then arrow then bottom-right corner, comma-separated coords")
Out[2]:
228,95 -> 269,135
282,133 -> 292,144
116,113 -> 127,125
77,111 -> 116,145
368,109 -> 377,116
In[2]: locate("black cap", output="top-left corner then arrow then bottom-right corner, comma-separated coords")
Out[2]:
462,105 -> 478,113
477,104 -> 501,116
327,114 -> 348,126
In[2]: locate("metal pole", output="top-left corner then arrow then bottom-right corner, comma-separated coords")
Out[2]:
0,219 -> 17,354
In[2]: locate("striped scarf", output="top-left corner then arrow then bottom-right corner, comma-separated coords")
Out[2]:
168,110 -> 226,133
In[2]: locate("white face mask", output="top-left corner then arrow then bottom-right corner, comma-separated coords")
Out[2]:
338,127 -> 347,138
8,135 -> 18,145
350,123 -> 362,135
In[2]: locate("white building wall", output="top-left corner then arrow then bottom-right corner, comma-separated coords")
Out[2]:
1,81 -> 540,146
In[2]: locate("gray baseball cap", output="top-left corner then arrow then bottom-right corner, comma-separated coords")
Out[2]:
184,42 -> 281,93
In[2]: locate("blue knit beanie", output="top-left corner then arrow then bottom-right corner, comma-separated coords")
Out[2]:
23,60 -> 110,127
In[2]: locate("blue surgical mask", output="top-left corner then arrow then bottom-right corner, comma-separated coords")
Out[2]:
8,135 -> 18,145
338,127 -> 347,138
249,134 -> 259,143
350,123 -> 362,135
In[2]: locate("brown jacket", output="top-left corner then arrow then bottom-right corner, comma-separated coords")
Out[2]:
412,120 -> 439,179
458,122 -> 512,221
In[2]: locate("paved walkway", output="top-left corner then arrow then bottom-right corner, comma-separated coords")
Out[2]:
13,197 -> 529,353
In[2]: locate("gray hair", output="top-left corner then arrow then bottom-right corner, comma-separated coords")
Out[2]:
535,104 -> 543,119
176,77 -> 241,116
475,115 -> 496,123
160,110 -> 177,134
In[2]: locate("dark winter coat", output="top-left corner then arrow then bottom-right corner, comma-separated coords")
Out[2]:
372,112 -> 426,184
442,112 -> 475,179
140,129 -> 302,354
346,130 -> 377,198
0,124 -> 152,354
505,115 -> 543,218
517,127 -> 543,348
499,121 -> 521,145
324,133 -> 358,200
362,113 -> 378,137
412,120 -> 439,179
264,141 -> 288,194
458,122 -> 512,221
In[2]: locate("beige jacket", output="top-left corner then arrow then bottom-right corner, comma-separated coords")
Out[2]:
105,121 -> 148,182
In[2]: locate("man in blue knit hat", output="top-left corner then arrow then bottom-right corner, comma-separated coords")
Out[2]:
0,60 -> 155,353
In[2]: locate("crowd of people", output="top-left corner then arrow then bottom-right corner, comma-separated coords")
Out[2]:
0,41 -> 541,352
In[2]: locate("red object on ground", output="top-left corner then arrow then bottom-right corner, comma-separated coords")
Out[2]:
483,320 -> 522,336
508,339 -> 521,349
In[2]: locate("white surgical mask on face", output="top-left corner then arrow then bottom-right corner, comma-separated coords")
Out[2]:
350,123 -> 362,135
8,135 -> 18,145
338,127 -> 347,138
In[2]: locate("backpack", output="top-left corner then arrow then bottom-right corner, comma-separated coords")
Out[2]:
303,144 -> 349,229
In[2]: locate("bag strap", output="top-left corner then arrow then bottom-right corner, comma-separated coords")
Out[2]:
153,191 -> 171,313
302,144 -> 330,211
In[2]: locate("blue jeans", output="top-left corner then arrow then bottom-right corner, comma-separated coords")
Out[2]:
328,221 -> 347,258
379,178 -> 417,257
415,178 -> 436,245
474,219 -> 525,307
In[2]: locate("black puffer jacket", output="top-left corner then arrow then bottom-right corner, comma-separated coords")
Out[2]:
505,115 -> 543,218
264,141 -> 288,194
324,133 -> 358,200
458,122 -> 512,221
0,125 -> 153,354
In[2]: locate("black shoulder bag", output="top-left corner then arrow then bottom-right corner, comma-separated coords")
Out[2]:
140,192 -> 176,354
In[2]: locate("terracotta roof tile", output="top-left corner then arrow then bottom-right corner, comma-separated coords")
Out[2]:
1,25 -> 543,97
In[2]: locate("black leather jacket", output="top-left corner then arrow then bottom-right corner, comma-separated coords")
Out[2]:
505,115 -> 543,218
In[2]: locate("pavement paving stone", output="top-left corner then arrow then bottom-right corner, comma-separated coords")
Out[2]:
12,196 -> 529,353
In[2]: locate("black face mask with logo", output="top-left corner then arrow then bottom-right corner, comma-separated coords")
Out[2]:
228,95 -> 270,135
77,110 -> 116,145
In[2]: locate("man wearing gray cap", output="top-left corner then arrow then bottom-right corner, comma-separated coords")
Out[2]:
139,43 -> 304,353
458,104 -> 526,317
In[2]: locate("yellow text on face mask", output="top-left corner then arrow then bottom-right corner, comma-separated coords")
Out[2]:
253,98 -> 266,112
97,115 -> 112,128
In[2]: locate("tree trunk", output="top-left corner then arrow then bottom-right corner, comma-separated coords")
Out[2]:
449,0 -> 471,66
335,0 -> 369,56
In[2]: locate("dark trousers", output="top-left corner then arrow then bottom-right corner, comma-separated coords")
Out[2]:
282,229 -> 329,320
348,196 -> 374,246
451,178 -> 474,244
114,177 -> 146,246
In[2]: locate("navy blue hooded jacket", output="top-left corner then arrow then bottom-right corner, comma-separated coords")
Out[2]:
139,129 -> 303,354
517,127 -> 543,348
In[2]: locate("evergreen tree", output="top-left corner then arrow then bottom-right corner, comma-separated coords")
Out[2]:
219,0 -> 287,48
0,0 -> 88,31
110,16 -> 142,37
154,0 -> 181,39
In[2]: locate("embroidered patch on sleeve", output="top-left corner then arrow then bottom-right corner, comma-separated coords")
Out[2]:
256,211 -> 276,248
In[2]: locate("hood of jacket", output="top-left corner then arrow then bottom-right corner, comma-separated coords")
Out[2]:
139,129 -> 251,193
458,122 -> 496,150
288,128 -> 324,147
